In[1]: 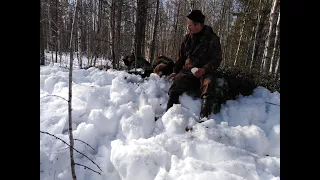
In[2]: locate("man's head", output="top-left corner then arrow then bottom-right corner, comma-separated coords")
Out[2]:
186,10 -> 205,34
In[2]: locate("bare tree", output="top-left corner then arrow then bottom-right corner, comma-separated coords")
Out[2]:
173,0 -> 181,59
135,0 -> 148,58
233,0 -> 251,67
116,0 -> 123,69
54,0 -> 58,63
269,11 -> 280,74
249,0 -> 263,70
245,25 -> 255,66
77,0 -> 83,68
47,0 -> 54,63
40,0 -> 45,65
68,0 -> 80,179
274,49 -> 280,77
149,0 -> 160,63
111,0 -> 116,68
261,0 -> 279,73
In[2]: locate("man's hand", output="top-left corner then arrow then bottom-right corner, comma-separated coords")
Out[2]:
194,68 -> 205,78
167,73 -> 177,80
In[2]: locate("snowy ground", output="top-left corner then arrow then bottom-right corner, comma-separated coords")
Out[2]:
40,55 -> 280,180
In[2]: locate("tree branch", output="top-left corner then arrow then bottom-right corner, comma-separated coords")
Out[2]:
40,131 -> 102,172
265,102 -> 280,106
75,163 -> 101,175
74,139 -> 95,151
40,95 -> 68,102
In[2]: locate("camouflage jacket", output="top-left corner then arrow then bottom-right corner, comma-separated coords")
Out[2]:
173,25 -> 223,75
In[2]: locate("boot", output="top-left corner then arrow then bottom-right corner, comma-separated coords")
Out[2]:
199,98 -> 215,121
166,93 -> 180,111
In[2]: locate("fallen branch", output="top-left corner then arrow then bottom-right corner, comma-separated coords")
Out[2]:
40,131 -> 102,172
265,102 -> 280,106
75,163 -> 101,175
40,95 -> 68,102
74,139 -> 95,151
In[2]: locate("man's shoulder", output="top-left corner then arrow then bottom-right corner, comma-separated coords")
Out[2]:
204,25 -> 220,39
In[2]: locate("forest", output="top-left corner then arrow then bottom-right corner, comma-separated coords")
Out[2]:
40,0 -> 280,92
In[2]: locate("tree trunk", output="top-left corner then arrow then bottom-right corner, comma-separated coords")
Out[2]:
111,0 -> 116,69
223,0 -> 232,67
274,50 -> 280,76
55,0 -> 58,63
233,0 -> 250,67
131,7 -> 135,53
86,12 -> 90,66
40,0 -> 45,65
141,12 -> 147,58
105,9 -> 111,65
150,0 -> 160,64
47,0 -> 54,63
92,0 -> 98,67
249,0 -> 263,71
134,0 -> 148,58
269,11 -> 280,74
57,0 -> 62,65
68,0 -> 80,179
261,0 -> 279,73
217,1 -> 225,38
245,25 -> 255,66
116,0 -> 123,69
78,0 -> 83,68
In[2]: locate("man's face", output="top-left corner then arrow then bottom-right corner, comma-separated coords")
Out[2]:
187,18 -> 200,34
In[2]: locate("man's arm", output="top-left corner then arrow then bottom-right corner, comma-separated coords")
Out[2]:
203,35 -> 223,74
173,34 -> 189,73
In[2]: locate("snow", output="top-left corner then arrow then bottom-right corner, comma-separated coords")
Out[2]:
40,58 -> 280,180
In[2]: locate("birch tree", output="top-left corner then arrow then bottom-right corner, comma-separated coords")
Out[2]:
269,11 -> 280,74
249,0 -> 264,70
233,0 -> 251,67
261,0 -> 279,73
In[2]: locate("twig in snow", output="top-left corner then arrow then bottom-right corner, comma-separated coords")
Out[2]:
74,139 -> 95,151
75,163 -> 101,175
40,131 -> 102,172
265,102 -> 280,106
40,95 -> 68,102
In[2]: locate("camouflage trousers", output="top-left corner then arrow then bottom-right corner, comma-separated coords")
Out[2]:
168,67 -> 216,100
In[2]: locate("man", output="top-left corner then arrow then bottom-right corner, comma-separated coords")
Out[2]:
166,10 -> 223,121
152,56 -> 175,77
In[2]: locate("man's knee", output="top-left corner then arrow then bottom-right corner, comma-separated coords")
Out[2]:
202,78 -> 212,86
201,77 -> 216,99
